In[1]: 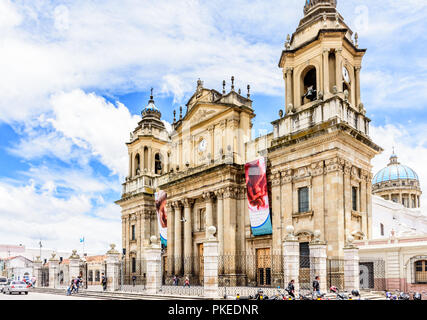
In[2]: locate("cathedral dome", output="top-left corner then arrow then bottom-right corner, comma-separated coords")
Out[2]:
373,154 -> 419,184
372,152 -> 422,209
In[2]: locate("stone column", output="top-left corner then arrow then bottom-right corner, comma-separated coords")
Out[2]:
48,253 -> 60,288
285,68 -> 293,111
148,147 -> 153,174
283,225 -> 300,293
271,173 -> 282,254
33,257 -> 43,288
204,192 -> 214,239
174,202 -> 183,275
204,226 -> 219,299
309,231 -> 327,293
105,244 -> 120,292
166,203 -> 175,276
214,189 -> 224,257
355,66 -> 361,107
145,236 -> 162,295
323,48 -> 330,96
335,48 -> 343,93
69,250 -> 81,281
183,198 -> 194,276
343,236 -> 360,292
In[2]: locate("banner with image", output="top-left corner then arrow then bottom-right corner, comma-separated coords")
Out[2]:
155,190 -> 168,247
245,158 -> 272,236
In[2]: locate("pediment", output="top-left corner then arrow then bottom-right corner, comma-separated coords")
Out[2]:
187,88 -> 222,111
187,105 -> 224,126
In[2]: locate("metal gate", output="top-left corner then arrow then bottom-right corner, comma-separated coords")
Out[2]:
327,258 -> 344,290
359,259 -> 386,291
41,267 -> 49,287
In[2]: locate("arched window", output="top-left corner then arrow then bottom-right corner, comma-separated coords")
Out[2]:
415,260 -> 427,284
301,67 -> 317,104
95,270 -> 100,282
155,153 -> 163,175
135,154 -> 140,176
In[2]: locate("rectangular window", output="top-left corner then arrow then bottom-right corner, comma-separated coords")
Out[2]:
352,187 -> 358,211
131,225 -> 135,241
298,187 -> 309,213
380,223 -> 384,236
132,258 -> 136,273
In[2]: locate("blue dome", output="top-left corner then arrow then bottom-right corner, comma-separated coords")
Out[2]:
373,154 -> 419,184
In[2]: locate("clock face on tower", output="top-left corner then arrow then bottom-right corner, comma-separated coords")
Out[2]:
198,139 -> 207,152
342,66 -> 350,84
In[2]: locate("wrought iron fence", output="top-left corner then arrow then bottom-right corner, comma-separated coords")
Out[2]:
359,259 -> 386,291
218,253 -> 284,288
327,258 -> 345,291
163,255 -> 204,286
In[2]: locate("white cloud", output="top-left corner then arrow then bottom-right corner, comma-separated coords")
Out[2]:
0,179 -> 120,253
48,90 -> 140,177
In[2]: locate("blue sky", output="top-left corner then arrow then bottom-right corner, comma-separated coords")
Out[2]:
0,0 -> 426,253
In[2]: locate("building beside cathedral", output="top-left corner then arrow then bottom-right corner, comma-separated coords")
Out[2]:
116,0 -> 385,286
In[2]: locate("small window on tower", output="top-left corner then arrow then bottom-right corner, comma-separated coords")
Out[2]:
155,153 -> 162,175
301,67 -> 317,104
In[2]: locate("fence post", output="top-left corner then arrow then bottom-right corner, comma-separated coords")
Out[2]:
145,236 -> 162,294
283,225 -> 300,293
69,250 -> 81,281
204,226 -> 219,299
33,256 -> 43,288
309,230 -> 327,293
48,253 -> 60,289
106,244 -> 120,292
344,236 -> 360,292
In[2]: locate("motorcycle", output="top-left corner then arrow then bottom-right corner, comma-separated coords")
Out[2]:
330,286 -> 349,300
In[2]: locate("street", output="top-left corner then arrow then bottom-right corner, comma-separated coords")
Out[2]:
0,291 -> 100,300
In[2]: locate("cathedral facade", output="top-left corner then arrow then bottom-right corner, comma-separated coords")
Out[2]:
116,0 -> 383,286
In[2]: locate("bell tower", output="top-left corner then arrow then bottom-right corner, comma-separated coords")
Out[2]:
270,0 -> 383,257
280,0 -> 365,115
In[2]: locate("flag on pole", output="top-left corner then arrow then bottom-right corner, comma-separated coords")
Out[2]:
80,237 -> 85,243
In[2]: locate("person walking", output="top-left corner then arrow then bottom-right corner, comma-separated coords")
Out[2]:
101,273 -> 107,291
173,275 -> 178,286
184,276 -> 190,288
132,275 -> 137,287
286,280 -> 295,299
313,276 -> 321,297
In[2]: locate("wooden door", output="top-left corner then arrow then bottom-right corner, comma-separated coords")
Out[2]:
256,248 -> 271,286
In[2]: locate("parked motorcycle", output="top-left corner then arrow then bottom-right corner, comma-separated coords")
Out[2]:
330,286 -> 349,300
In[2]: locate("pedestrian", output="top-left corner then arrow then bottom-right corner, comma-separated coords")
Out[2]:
313,276 -> 321,297
101,273 -> 107,291
286,279 -> 295,299
68,279 -> 75,295
184,276 -> 190,288
173,275 -> 178,286
75,276 -> 80,293
132,275 -> 136,287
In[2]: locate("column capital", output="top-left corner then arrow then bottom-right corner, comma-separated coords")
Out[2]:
172,201 -> 182,209
223,186 -> 238,199
182,198 -> 195,208
203,192 -> 214,202
323,48 -> 331,54
285,67 -> 294,75
214,188 -> 225,199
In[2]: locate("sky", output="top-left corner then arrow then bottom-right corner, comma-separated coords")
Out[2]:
0,0 -> 426,254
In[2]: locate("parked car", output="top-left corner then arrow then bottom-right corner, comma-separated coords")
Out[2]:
0,277 -> 7,293
3,280 -> 29,295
